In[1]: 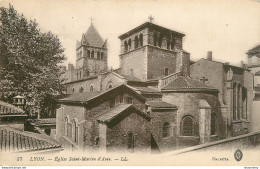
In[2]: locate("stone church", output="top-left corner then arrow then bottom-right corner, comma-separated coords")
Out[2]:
56,21 -> 253,153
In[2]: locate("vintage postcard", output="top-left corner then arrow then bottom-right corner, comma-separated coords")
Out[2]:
0,0 -> 260,166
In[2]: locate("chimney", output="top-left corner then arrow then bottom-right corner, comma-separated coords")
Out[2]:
207,51 -> 212,61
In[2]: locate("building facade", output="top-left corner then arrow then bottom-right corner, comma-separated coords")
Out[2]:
57,21 -> 253,153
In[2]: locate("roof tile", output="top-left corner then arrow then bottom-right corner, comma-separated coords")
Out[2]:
162,76 -> 218,92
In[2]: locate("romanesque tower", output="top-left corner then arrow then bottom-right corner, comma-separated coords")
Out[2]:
75,24 -> 108,80
118,21 -> 190,80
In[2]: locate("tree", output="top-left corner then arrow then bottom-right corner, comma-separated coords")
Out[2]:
0,4 -> 66,117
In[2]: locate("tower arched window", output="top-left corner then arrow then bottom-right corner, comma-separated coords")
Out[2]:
87,50 -> 90,58
124,41 -> 128,52
181,116 -> 194,136
211,113 -> 217,135
163,122 -> 170,138
233,82 -> 237,120
101,52 -> 104,60
127,132 -> 134,152
91,51 -> 94,58
134,36 -> 139,49
128,39 -> 132,51
158,34 -> 163,48
97,52 -> 100,60
165,68 -> 169,76
139,34 -> 143,47
154,32 -> 158,46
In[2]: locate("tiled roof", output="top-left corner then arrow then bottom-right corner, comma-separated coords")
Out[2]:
118,73 -> 144,82
133,86 -> 161,94
0,100 -> 26,116
0,127 -> 62,153
162,76 -> 218,92
146,101 -> 177,109
83,24 -> 105,48
58,91 -> 101,103
28,118 -> 56,126
58,84 -> 146,104
97,104 -> 150,123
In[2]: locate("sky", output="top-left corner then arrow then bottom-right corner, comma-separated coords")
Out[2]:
1,0 -> 260,69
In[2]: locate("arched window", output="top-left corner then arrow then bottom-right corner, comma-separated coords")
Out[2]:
171,36 -> 175,50
154,32 -> 158,46
167,37 -> 171,50
165,68 -> 169,76
134,36 -> 139,49
233,82 -> 237,120
97,52 -> 100,60
242,87 -> 247,119
128,39 -> 131,51
101,52 -> 104,60
90,85 -> 94,92
158,34 -> 163,48
124,41 -> 128,52
139,34 -> 143,47
237,84 -> 241,120
106,81 -> 113,90
86,70 -> 90,77
72,87 -> 75,93
79,86 -> 84,93
181,116 -> 194,136
127,132 -> 134,152
130,68 -> 133,76
87,50 -> 90,58
211,113 -> 217,135
79,71 -> 82,79
163,122 -> 170,138
65,117 -> 68,136
91,51 -> 94,58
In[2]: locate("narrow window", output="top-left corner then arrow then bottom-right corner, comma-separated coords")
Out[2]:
134,36 -> 139,49
72,87 -> 75,93
163,122 -> 170,138
91,51 -> 94,58
120,94 -> 123,103
165,68 -> 169,76
86,70 -> 90,77
233,83 -> 237,120
211,113 -> 217,135
79,86 -> 84,93
128,39 -> 131,51
139,34 -> 143,47
127,132 -> 134,152
124,41 -> 128,52
97,52 -> 100,60
237,84 -> 241,120
87,50 -> 90,58
65,117 -> 68,136
101,52 -> 104,60
154,32 -> 158,46
90,85 -> 94,92
158,34 -> 163,48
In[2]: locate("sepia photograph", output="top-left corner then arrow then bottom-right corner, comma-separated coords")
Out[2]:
0,0 -> 260,167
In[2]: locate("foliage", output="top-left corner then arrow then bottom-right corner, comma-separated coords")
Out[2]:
0,4 -> 66,117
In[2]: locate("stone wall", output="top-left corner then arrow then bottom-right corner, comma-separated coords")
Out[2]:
150,109 -> 177,152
